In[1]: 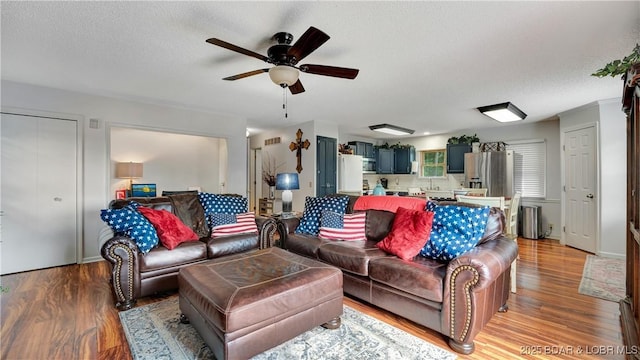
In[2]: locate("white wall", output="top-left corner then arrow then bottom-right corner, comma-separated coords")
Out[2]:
110,127 -> 223,195
1,80 -> 247,262
598,100 -> 626,257
249,121 -> 317,213
559,99 -> 626,258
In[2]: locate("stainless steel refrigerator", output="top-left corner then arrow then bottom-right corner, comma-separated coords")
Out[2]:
464,150 -> 515,198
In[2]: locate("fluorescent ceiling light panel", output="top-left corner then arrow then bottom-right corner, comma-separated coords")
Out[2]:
478,102 -> 527,122
369,123 -> 415,135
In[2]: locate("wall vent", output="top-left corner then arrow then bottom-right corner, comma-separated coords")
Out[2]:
265,137 -> 281,146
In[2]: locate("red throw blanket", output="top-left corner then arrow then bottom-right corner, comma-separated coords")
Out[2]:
353,195 -> 427,213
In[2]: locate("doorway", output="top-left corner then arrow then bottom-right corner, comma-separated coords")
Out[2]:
249,148 -> 263,212
563,124 -> 597,253
1,112 -> 79,274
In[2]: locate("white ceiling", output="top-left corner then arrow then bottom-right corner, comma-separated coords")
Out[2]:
2,1 -> 639,139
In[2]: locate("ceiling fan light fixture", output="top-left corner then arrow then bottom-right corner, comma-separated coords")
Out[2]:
478,102 -> 527,122
268,65 -> 299,87
369,124 -> 415,136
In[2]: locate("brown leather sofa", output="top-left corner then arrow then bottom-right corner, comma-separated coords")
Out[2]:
101,194 -> 277,310
277,196 -> 518,354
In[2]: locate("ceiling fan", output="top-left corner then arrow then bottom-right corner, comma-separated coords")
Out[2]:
206,26 -> 359,94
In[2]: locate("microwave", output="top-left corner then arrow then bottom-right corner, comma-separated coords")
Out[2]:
362,158 -> 376,172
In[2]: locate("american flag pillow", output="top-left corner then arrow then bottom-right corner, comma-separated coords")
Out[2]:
319,210 -> 367,241
209,212 -> 258,239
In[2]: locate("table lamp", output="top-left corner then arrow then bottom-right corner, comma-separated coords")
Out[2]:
276,173 -> 299,216
116,162 -> 143,195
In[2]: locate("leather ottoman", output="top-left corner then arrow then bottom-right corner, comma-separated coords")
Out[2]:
178,247 -> 343,360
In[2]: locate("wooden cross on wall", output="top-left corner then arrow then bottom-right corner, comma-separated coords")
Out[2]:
289,128 -> 310,173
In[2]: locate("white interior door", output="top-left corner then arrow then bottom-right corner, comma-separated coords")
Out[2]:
564,125 -> 597,253
1,113 -> 77,274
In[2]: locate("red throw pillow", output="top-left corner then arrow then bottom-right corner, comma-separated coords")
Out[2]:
376,207 -> 434,260
137,206 -> 199,250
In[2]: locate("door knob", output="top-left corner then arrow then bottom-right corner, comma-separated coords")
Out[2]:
586,194 -> 594,199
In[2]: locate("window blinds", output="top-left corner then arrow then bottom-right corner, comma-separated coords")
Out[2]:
507,139 -> 546,198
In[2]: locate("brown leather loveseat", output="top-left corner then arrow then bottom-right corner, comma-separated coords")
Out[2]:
277,195 -> 517,354
101,194 -> 277,310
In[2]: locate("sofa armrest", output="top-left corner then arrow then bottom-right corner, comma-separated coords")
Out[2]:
100,235 -> 141,310
255,216 -> 278,249
275,217 -> 301,249
441,236 -> 518,353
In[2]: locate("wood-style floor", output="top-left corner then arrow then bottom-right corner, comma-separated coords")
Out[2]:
0,238 -> 624,359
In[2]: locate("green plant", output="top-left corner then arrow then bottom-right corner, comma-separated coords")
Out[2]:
447,134 -> 479,145
389,142 -> 412,149
591,43 -> 640,78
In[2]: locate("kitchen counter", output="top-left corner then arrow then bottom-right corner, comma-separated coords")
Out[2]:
424,190 -> 455,199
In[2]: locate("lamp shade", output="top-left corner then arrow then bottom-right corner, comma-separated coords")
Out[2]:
115,162 -> 143,179
276,173 -> 299,190
268,65 -> 300,87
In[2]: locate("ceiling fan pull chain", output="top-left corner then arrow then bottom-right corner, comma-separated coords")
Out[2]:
282,86 -> 288,119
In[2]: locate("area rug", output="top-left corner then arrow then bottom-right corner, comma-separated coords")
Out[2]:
119,296 -> 457,360
578,254 -> 625,302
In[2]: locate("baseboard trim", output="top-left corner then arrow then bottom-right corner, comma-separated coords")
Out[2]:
82,256 -> 103,264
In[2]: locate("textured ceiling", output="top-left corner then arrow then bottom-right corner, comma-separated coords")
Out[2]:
1,1 -> 639,138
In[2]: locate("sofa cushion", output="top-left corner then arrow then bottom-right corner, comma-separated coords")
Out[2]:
319,211 -> 367,241
209,212 -> 258,238
420,205 -> 490,261
295,196 -> 349,235
204,233 -> 260,259
317,240 -> 388,276
284,233 -> 328,259
168,193 -> 210,239
368,256 -> 446,303
364,209 -> 396,242
100,204 -> 159,254
353,195 -> 427,213
376,207 -> 434,260
479,206 -> 505,244
139,240 -> 207,272
137,206 -> 199,250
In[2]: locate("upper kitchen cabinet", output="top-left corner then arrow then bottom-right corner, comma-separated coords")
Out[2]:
348,141 -> 375,159
393,146 -> 416,174
446,143 -> 471,174
376,148 -> 394,174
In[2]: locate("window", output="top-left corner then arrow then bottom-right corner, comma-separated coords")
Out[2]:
419,149 -> 446,177
506,139 -> 546,198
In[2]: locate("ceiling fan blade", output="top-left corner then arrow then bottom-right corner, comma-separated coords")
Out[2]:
222,69 -> 269,81
299,64 -> 359,79
206,38 -> 269,62
289,79 -> 305,94
287,27 -> 330,63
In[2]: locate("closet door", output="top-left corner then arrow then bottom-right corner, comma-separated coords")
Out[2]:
0,113 -> 77,274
